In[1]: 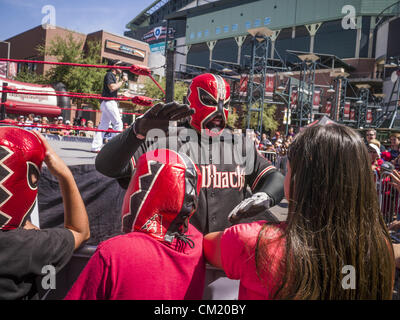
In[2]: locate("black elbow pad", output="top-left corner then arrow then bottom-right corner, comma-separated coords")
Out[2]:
254,170 -> 285,207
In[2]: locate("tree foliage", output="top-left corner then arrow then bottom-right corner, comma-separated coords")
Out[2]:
243,103 -> 278,133
14,69 -> 47,84
226,108 -> 239,128
143,77 -> 188,103
36,33 -> 105,107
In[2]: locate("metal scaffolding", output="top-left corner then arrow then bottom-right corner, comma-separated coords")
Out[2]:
376,60 -> 400,129
293,54 -> 318,127
245,27 -> 288,134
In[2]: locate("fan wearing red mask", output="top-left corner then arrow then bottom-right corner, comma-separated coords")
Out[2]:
0,127 -> 89,300
65,149 -> 205,300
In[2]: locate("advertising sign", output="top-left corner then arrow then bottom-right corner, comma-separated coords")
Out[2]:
0,76 -> 61,116
142,26 -> 175,43
344,101 -> 351,119
105,40 -> 146,59
265,73 -> 275,99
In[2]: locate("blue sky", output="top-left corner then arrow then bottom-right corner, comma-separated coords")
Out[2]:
0,0 -> 157,40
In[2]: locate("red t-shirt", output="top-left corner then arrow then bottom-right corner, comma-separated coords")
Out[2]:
65,224 -> 205,300
220,221 -> 286,300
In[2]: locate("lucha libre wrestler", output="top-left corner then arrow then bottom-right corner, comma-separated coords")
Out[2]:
95,73 -> 285,300
65,149 -> 205,300
0,127 -> 89,300
96,73 -> 285,234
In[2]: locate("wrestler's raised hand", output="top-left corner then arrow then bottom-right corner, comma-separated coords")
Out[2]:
133,101 -> 194,139
228,192 -> 280,225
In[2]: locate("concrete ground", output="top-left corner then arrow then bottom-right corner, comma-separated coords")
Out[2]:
270,198 -> 288,221
46,135 -> 96,166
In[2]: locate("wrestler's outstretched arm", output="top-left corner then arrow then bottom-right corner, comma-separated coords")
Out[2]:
96,102 -> 193,179
95,125 -> 143,178
228,139 -> 285,225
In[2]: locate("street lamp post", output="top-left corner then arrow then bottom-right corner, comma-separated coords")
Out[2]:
0,41 -> 10,78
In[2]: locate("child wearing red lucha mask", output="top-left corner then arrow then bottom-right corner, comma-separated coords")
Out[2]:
0,127 -> 90,300
65,149 -> 205,300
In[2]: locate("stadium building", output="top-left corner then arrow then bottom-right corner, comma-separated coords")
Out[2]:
125,0 -> 400,131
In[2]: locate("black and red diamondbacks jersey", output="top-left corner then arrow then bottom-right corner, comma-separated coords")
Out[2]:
124,127 -> 276,234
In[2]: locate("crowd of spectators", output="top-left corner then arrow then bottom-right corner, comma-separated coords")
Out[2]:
255,131 -> 293,155
6,114 -> 105,139
252,127 -> 400,176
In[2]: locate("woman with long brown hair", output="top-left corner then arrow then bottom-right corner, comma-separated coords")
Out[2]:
204,123 -> 395,299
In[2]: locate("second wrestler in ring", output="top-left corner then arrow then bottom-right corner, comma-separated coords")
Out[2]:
96,73 -> 285,235
91,59 -> 128,152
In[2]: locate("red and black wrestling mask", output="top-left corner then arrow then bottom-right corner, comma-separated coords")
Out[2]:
187,73 -> 230,136
121,149 -> 202,244
0,127 -> 46,231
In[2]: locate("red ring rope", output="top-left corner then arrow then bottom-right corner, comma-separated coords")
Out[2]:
0,102 -> 144,116
0,58 -> 166,95
0,89 -> 154,107
0,121 -> 123,134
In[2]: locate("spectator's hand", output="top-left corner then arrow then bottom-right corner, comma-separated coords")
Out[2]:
389,220 -> 400,232
33,132 -> 71,180
23,220 -> 39,230
393,243 -> 400,269
133,102 -> 194,138
228,192 -> 279,224
122,74 -> 128,82
389,169 -> 400,193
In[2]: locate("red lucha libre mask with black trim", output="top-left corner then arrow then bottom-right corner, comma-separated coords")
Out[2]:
187,73 -> 230,136
0,127 -> 46,231
121,149 -> 202,244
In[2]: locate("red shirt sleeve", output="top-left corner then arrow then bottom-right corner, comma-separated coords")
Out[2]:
220,221 -> 265,280
64,245 -> 111,300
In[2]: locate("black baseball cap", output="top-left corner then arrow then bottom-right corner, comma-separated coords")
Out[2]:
108,59 -> 123,66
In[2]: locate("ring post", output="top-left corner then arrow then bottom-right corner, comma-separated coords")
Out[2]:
1,82 -> 7,121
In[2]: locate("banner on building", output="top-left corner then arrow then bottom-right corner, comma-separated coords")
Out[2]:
366,109 -> 373,123
265,73 -> 275,99
324,101 -> 332,115
239,74 -> 248,99
313,89 -> 321,112
350,108 -> 355,121
344,101 -> 351,119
